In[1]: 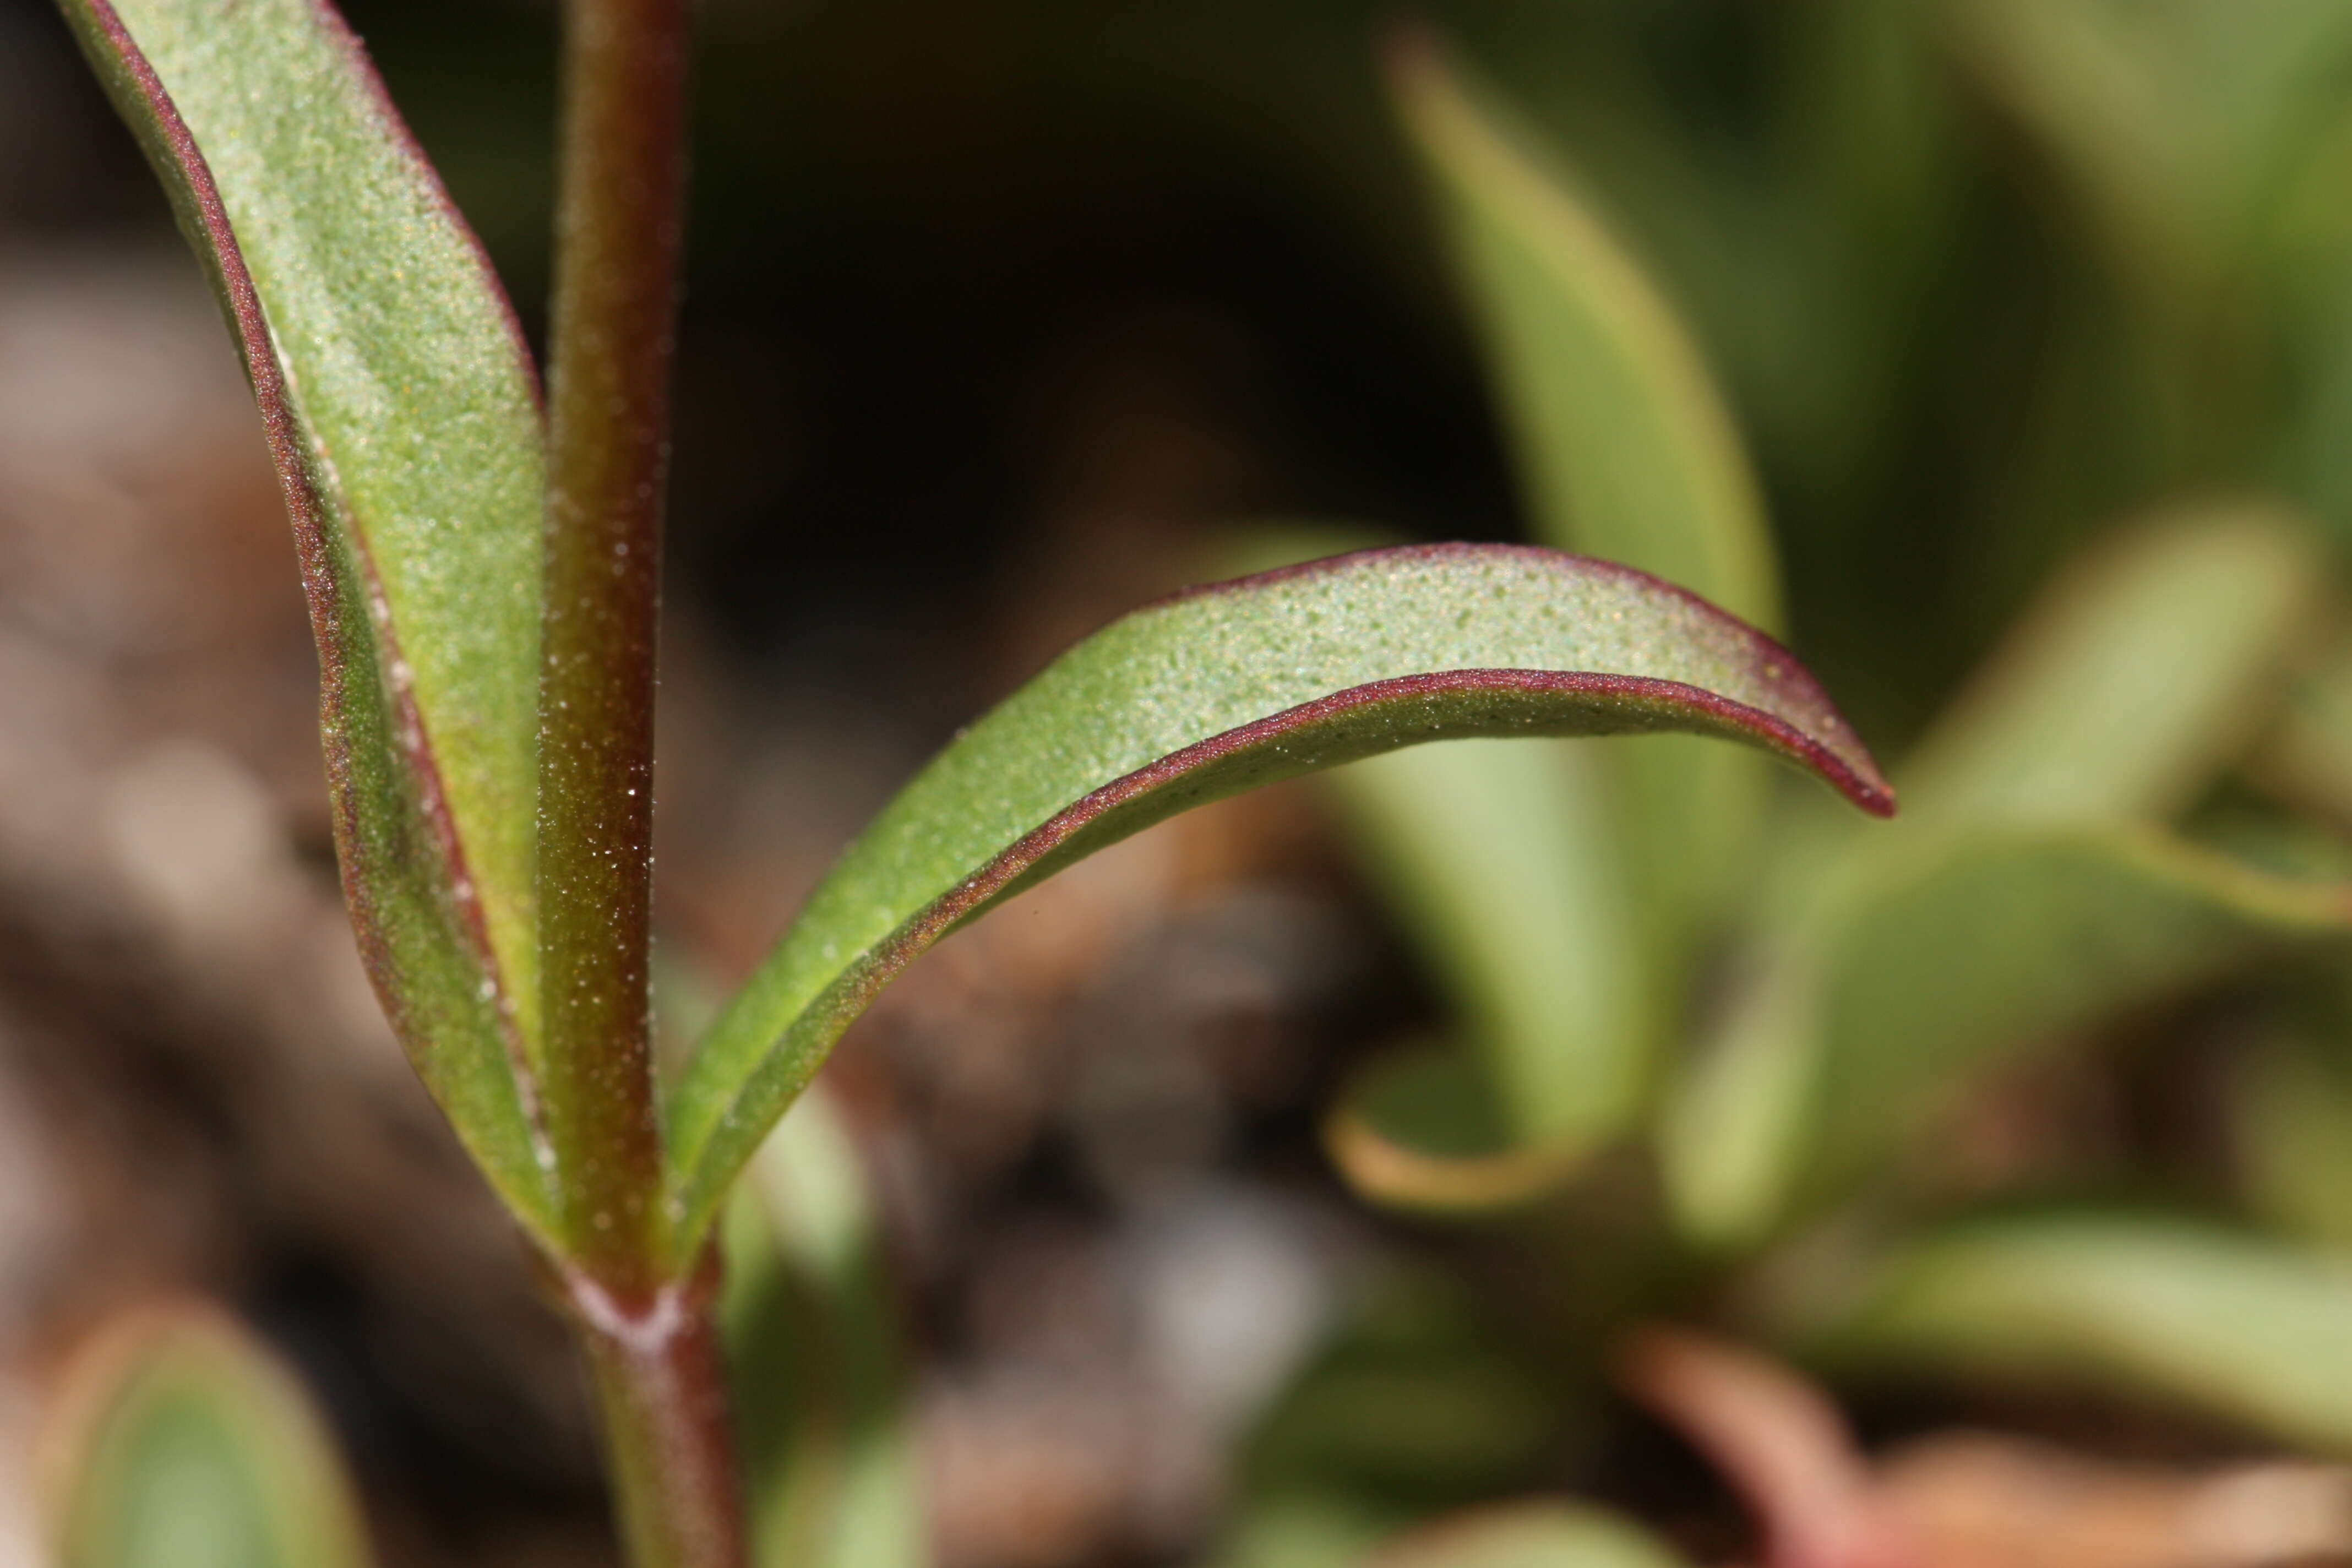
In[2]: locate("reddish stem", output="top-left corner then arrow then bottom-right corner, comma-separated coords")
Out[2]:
540,0 -> 689,1283
569,1255 -> 747,1568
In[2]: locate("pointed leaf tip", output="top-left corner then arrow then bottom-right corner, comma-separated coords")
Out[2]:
665,543 -> 1887,1260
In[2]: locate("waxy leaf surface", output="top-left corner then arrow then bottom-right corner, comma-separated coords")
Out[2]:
45,1306 -> 375,1568
665,545 -> 1889,1258
58,0 -> 553,1238
1808,1213 -> 2352,1456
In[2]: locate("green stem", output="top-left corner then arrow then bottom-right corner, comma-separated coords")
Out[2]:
540,0 -> 690,1281
571,1260 -> 748,1568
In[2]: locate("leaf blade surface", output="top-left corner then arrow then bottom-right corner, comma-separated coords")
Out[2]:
57,0 -> 554,1237
666,545 -> 1889,1256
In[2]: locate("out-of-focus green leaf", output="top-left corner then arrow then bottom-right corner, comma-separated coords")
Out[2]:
1359,1502 -> 1690,1568
1390,30 -> 1778,628
1332,743 -> 1644,1148
1665,506 -> 2327,1246
1902,504 -> 2324,823
1241,1262 -> 1566,1510
1300,37 -> 1812,1217
58,0 -> 554,1242
1670,823 -> 2351,1244
665,544 -> 1890,1261
2232,1022 -> 2352,1253
43,1305 -> 375,1568
1801,1213 -> 2352,1456
1391,31 -> 1777,974
723,1085 -> 924,1568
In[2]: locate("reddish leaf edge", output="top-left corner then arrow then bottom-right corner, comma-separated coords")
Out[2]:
63,0 -> 557,1210
663,543 -> 1891,1257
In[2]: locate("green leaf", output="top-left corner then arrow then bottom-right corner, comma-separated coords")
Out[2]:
1357,1502 -> 1691,1568
2230,1019 -> 2352,1253
1390,30 -> 1778,629
44,1305 -> 376,1568
1296,35 -> 1806,1217
722,1086 -> 927,1568
666,545 -> 1891,1262
1663,504 -> 2329,1246
1666,823 -> 2352,1245
1330,742 -> 1647,1150
1391,29 -> 1779,972
1900,504 -> 2325,824
58,2 -> 553,1238
1799,1213 -> 2352,1456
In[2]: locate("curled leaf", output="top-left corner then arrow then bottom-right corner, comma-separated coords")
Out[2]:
664,544 -> 1890,1261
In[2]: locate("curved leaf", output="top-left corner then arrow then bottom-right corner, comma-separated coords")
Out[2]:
1323,1043 -> 1592,1215
42,1304 -> 375,1568
1665,823 -> 2352,1245
59,0 -> 553,1237
665,545 -> 1891,1260
1800,1213 -> 2352,1457
1359,1502 -> 1690,1568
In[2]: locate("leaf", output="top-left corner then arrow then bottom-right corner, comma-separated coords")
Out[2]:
1900,504 -> 2326,824
1667,823 -> 2352,1244
1391,29 -> 1779,969
2230,1019 -> 2352,1253
665,544 -> 1892,1262
722,1085 -> 926,1568
1330,742 -> 1647,1148
1298,34 -> 1806,1217
1358,1502 -> 1691,1568
1323,1042 -> 1593,1216
1229,532 -> 1651,1207
42,1304 -> 376,1568
1663,504 -> 2329,1246
58,1 -> 553,1238
1799,1213 -> 2352,1457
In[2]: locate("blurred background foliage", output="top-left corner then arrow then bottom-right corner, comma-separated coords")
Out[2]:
17,1 -> 2352,1565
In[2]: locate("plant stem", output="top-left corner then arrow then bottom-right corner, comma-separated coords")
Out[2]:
542,1 -> 732,1561
572,1261 -> 748,1568
540,0 -> 691,1283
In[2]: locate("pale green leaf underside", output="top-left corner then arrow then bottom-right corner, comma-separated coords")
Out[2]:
59,0 -> 553,1236
1810,1214 -> 2352,1456
48,1309 -> 375,1568
663,545 -> 1889,1261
